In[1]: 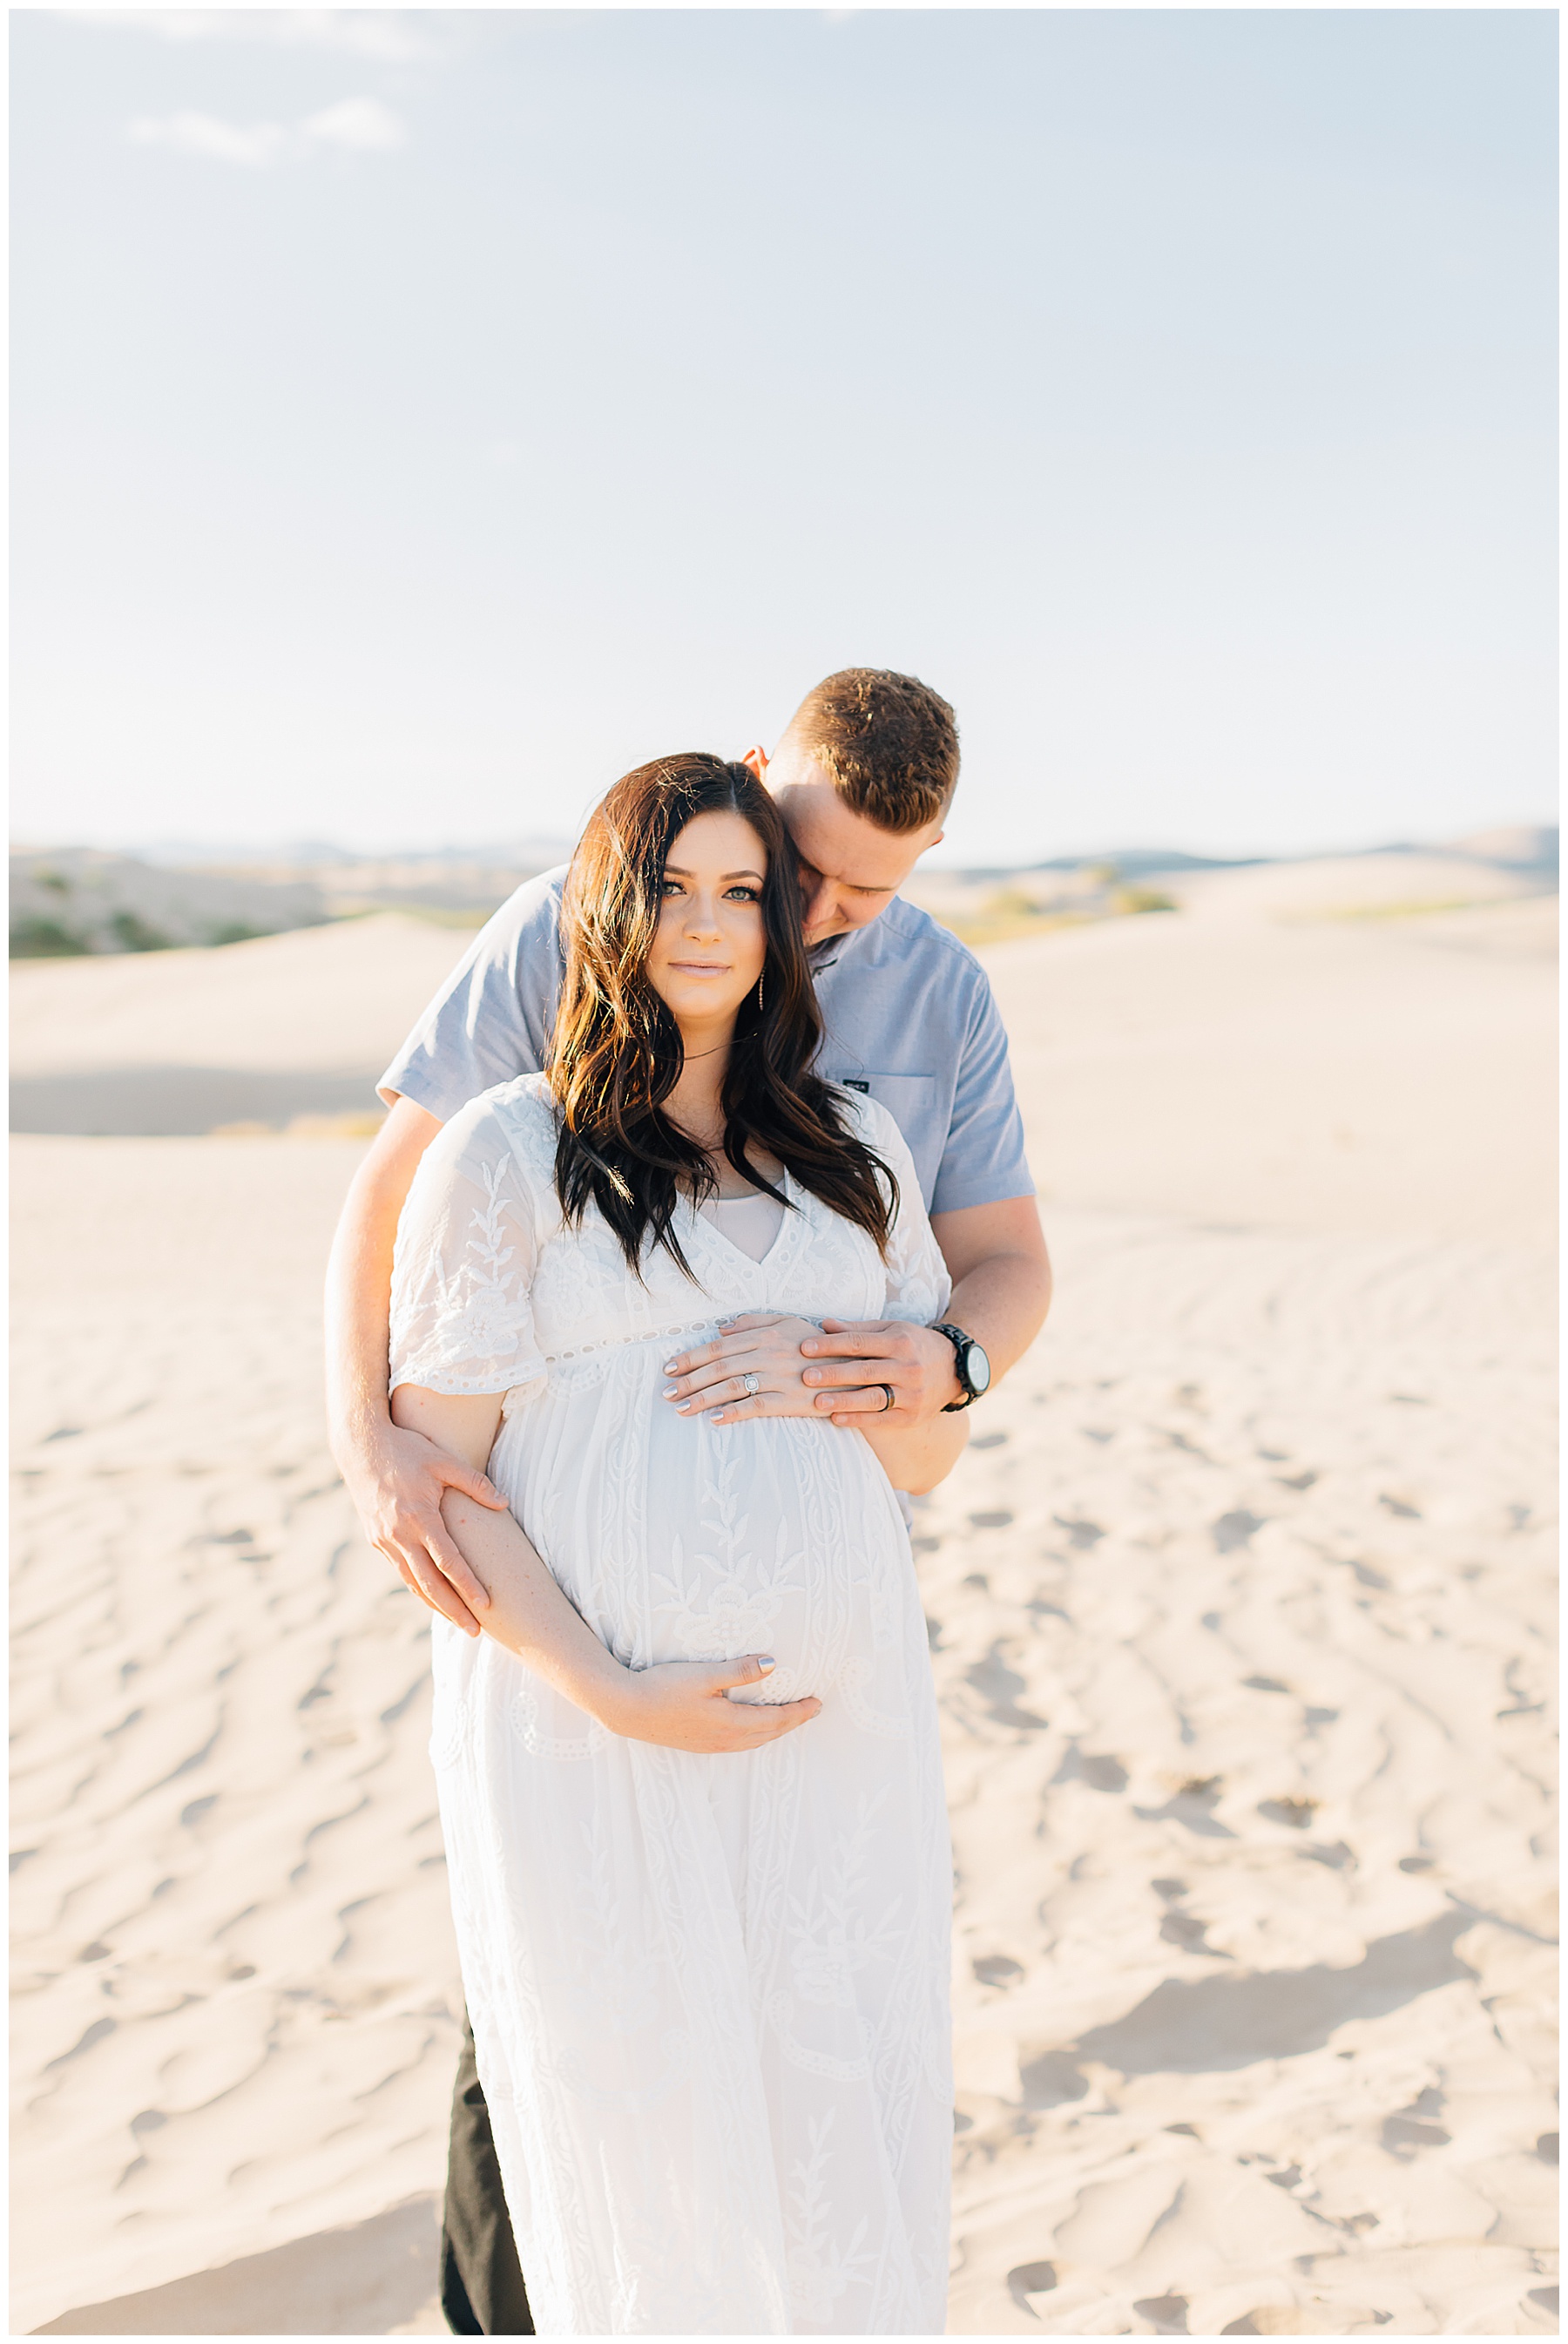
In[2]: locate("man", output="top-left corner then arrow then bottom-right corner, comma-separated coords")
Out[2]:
326,667 -> 1051,2333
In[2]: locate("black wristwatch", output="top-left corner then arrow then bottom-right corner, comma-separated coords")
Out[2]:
933,1321 -> 992,1411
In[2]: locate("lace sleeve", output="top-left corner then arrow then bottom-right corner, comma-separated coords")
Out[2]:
389,1095 -> 546,1397
848,1094 -> 953,1328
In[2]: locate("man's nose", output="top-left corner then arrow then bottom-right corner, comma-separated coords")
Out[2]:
800,872 -> 835,929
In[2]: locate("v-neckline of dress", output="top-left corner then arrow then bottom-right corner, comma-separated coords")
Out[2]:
686,1170 -> 798,1278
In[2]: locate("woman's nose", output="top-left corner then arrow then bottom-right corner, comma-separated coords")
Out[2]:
685,894 -> 722,937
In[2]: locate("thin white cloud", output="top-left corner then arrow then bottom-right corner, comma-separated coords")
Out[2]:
71,10 -> 434,62
127,110 -> 290,167
127,96 -> 406,167
301,96 -> 404,152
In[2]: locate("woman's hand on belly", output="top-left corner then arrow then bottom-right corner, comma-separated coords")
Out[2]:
662,1314 -> 836,1426
598,1655 -> 823,1753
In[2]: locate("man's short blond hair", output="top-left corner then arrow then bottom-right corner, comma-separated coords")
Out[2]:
782,668 -> 959,836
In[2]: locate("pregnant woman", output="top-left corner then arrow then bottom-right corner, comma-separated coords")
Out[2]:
389,753 -> 965,2334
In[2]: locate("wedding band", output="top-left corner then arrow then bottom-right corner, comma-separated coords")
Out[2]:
742,1372 -> 761,1396
878,1384 -> 896,1413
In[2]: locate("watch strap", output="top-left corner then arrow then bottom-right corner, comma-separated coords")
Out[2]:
933,1321 -> 979,1411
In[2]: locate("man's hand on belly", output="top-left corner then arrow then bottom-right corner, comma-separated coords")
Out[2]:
661,1315 -> 834,1425
800,1319 -> 964,1427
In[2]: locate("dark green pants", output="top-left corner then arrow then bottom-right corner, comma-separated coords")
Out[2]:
440,2013 -> 534,2335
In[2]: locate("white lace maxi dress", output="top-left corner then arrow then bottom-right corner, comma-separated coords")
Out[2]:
389,1074 -> 955,2336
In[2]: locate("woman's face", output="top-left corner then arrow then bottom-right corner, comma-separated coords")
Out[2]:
645,809 -> 768,1036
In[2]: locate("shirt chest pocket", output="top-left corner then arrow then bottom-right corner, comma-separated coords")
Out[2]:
830,1071 -> 937,1155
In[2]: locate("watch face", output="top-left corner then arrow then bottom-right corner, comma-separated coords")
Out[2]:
966,1342 -> 992,1397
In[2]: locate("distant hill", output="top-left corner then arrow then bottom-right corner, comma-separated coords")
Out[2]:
10,850 -> 328,959
949,828 -> 1558,885
13,826 -> 1555,959
1448,824 -> 1558,874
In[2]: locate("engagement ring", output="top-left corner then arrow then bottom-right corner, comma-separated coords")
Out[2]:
742,1372 -> 761,1396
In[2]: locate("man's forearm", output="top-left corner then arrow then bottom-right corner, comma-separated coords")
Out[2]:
325,1099 -> 442,1465
943,1246 -> 1053,1386
324,1172 -> 396,1460
858,1408 -> 970,1494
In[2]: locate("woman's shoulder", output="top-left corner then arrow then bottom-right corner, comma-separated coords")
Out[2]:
434,1073 -> 559,1169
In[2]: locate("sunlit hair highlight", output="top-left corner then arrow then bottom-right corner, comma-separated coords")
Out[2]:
546,753 -> 895,1278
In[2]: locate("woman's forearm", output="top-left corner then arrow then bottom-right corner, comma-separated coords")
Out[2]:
436,1487 -> 822,1755
440,1489 -> 630,1719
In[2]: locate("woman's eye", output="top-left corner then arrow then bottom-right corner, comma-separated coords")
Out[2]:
726,885 -> 760,902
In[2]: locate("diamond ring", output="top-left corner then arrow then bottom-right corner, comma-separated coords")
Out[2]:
742,1372 -> 761,1396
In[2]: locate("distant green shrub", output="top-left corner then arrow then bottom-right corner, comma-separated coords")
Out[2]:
108,910 -> 173,952
34,869 -> 71,895
12,916 -> 90,957
205,921 -> 270,947
981,886 -> 1042,923
1111,885 -> 1177,916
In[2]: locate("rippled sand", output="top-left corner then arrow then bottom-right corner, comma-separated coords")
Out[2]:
10,881 -> 1556,2334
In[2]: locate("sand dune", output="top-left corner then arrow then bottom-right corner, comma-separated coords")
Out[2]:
10,915 -> 472,1134
10,877 -> 1557,2334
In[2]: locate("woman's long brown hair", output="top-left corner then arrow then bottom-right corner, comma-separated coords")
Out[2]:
545,753 -> 895,1279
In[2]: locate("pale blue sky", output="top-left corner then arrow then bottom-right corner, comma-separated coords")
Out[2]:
11,7 -> 1558,864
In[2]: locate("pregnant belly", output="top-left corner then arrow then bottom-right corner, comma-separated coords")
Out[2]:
506,1399 -> 911,1712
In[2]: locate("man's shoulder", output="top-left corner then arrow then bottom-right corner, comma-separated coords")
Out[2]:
481,864 -> 570,952
839,892 -> 990,987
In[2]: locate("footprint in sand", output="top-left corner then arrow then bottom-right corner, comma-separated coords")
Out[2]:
1052,1514 -> 1105,1549
1159,1908 -> 1230,1957
1212,1510 -> 1266,1553
1382,2087 -> 1450,2154
971,1954 -> 1024,1988
1053,1747 -> 1127,1793
964,1646 -> 1046,1731
1137,1779 -> 1233,1838
1006,2262 -> 1057,2313
1258,1797 -> 1317,1829
1133,2296 -> 1190,2334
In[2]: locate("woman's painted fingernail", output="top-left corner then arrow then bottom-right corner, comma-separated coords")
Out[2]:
662,1385 -> 678,1399
758,1656 -> 776,1669
663,1359 -> 679,1374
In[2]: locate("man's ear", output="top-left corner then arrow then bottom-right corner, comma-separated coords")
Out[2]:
741,744 -> 768,782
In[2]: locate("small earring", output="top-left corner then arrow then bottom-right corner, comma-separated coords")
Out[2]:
757,969 -> 766,1013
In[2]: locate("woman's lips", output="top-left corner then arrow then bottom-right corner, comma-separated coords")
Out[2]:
668,961 -> 730,975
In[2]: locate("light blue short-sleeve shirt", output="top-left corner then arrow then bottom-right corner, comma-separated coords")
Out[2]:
379,869 -> 1034,1217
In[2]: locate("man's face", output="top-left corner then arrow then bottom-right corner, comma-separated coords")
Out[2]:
752,744 -> 945,951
